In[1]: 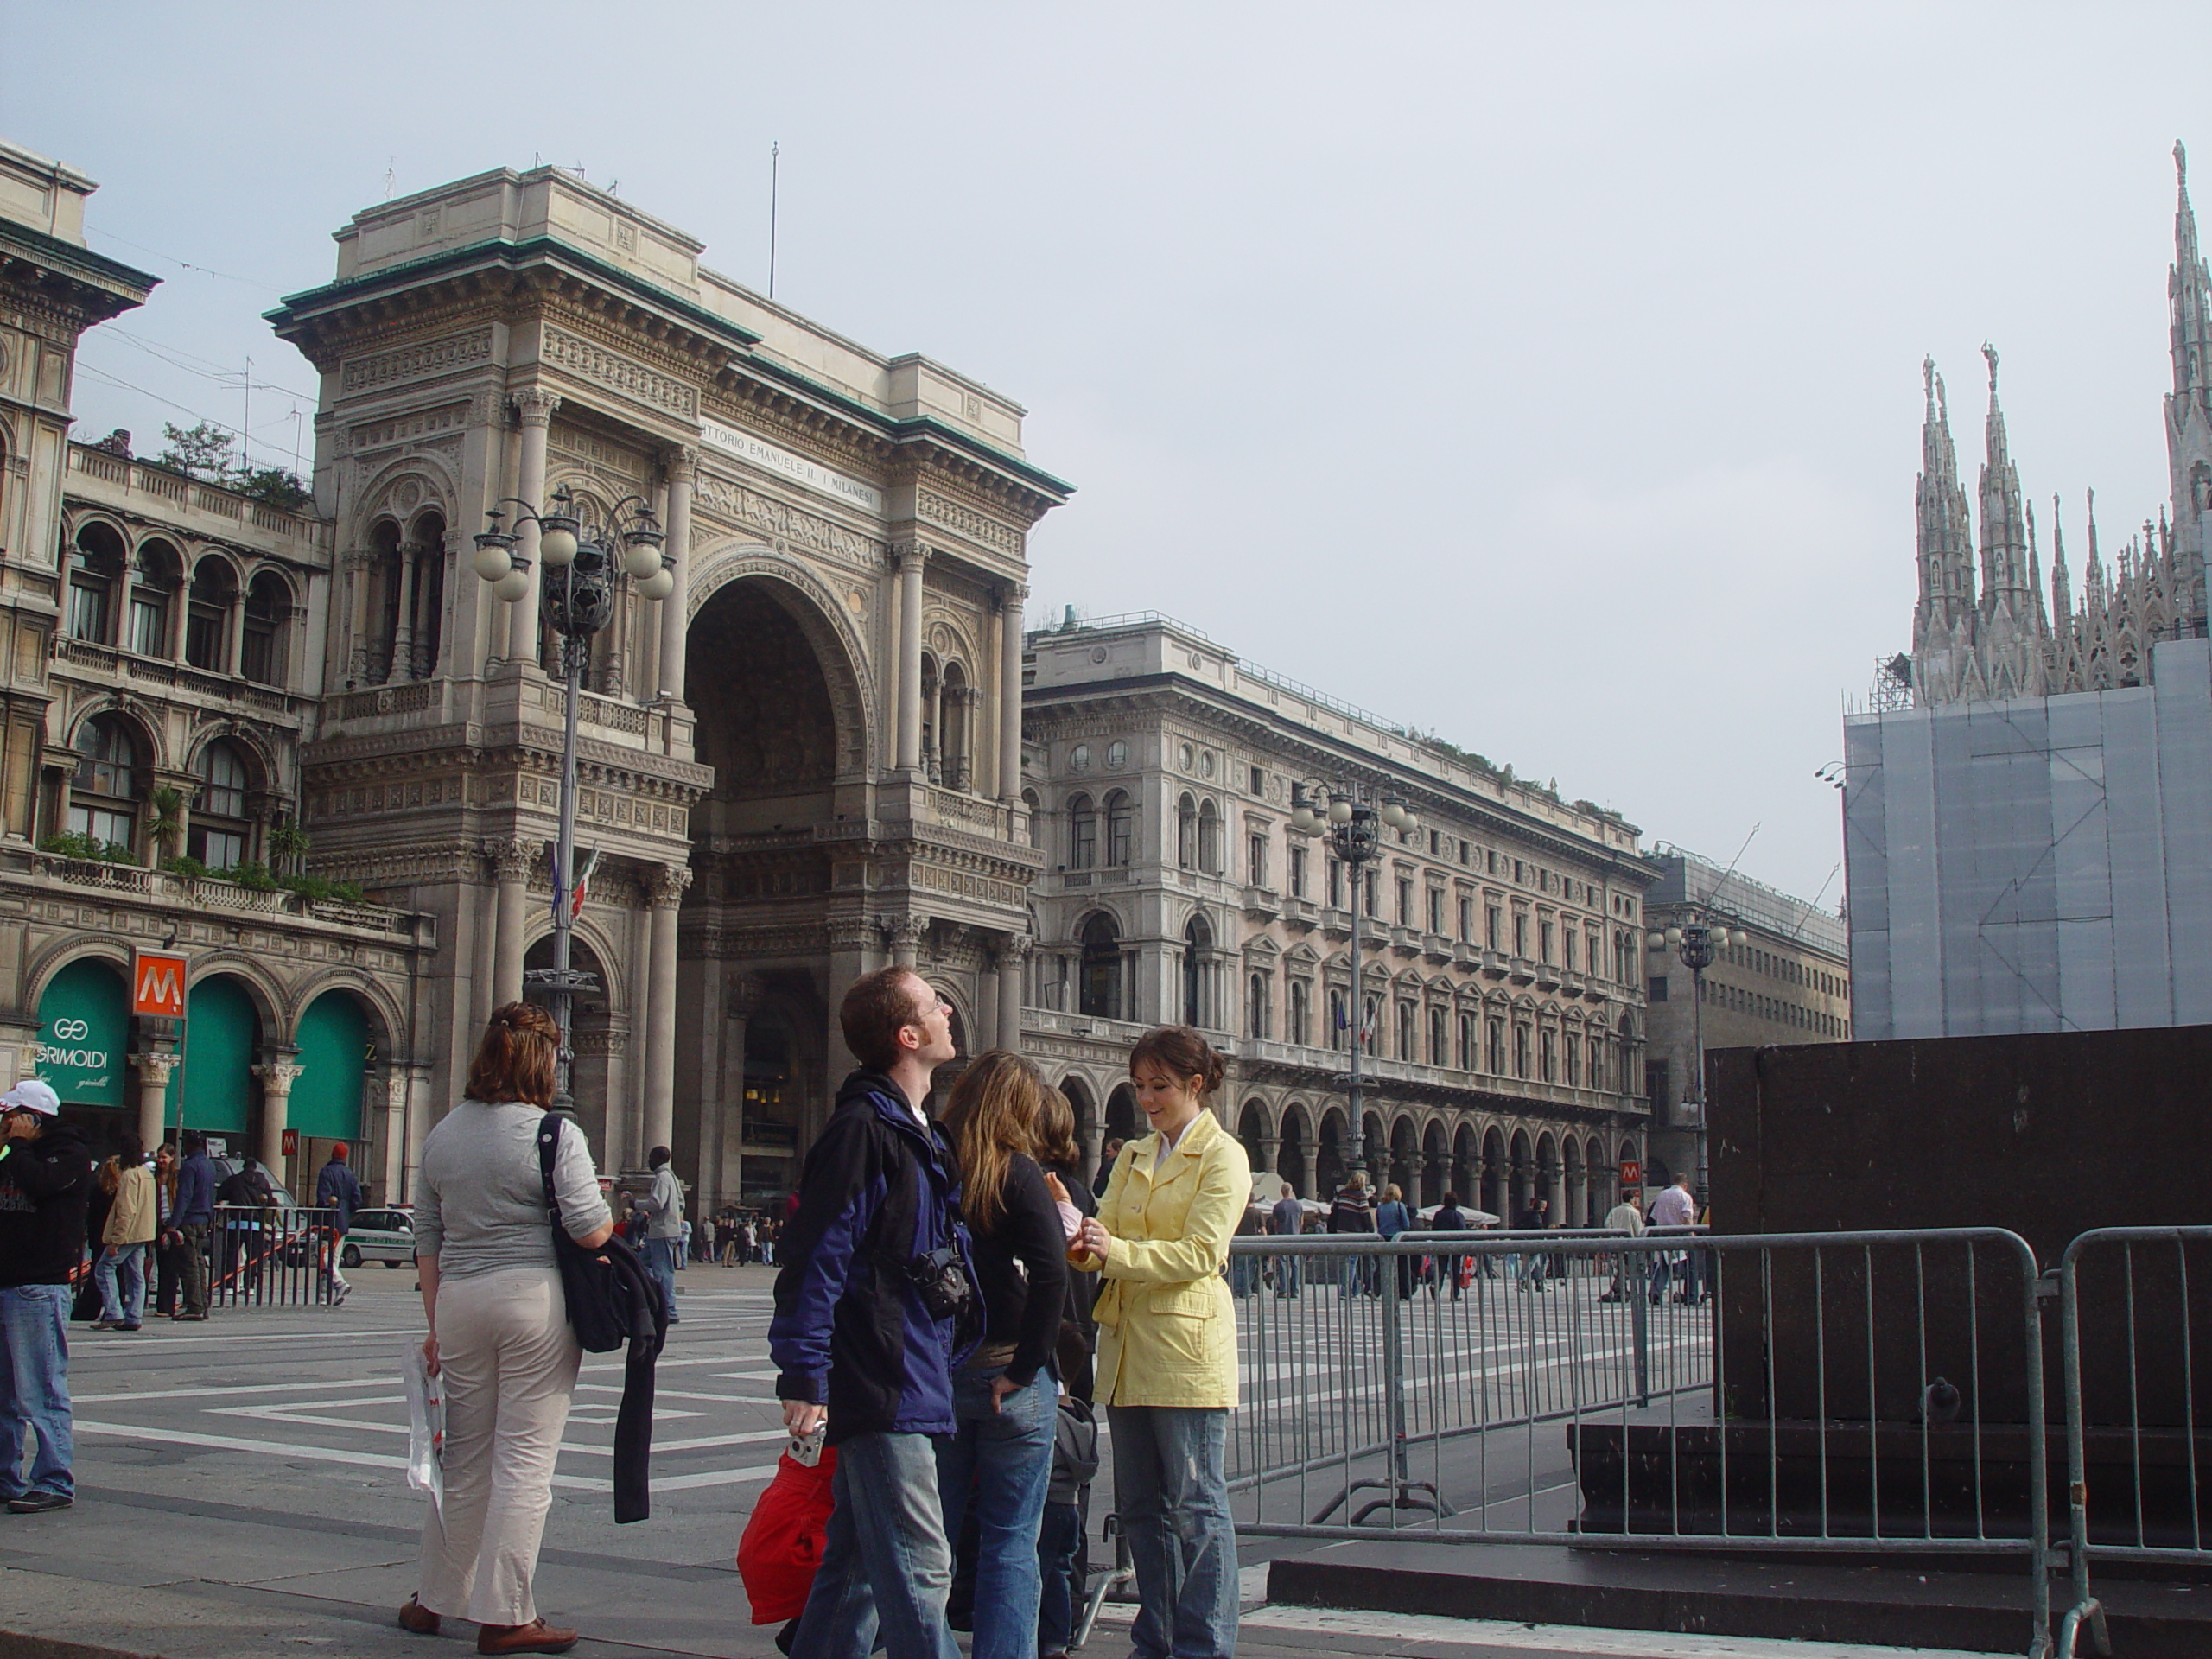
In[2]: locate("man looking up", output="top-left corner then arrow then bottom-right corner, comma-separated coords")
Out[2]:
770,967 -> 968,1659
0,1079 -> 90,1512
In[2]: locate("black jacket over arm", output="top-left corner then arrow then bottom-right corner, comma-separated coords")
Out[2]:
969,1153 -> 1067,1389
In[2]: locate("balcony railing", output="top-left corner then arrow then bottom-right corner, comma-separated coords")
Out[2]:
22,853 -> 423,937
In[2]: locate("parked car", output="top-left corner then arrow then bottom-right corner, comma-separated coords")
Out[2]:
340,1206 -> 416,1268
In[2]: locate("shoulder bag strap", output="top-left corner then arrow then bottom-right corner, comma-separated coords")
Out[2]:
537,1113 -> 566,1235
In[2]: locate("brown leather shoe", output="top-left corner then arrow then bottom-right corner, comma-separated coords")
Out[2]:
477,1620 -> 578,1656
397,1597 -> 440,1635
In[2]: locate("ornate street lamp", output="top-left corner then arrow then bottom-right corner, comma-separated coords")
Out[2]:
1289,779 -> 1413,1181
1645,913 -> 1749,1202
475,482 -> 675,1116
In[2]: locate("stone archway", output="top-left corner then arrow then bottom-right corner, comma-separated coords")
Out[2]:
688,579 -> 845,836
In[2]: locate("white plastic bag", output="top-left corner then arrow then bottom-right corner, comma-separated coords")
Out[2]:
402,1340 -> 444,1513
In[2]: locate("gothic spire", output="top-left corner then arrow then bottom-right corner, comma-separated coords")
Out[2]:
1976,343 -> 2040,694
2170,139 -> 2212,632
1912,356 -> 1977,702
2173,141 -> 2212,412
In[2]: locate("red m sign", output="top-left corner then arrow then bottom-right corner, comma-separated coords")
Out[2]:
131,950 -> 188,1019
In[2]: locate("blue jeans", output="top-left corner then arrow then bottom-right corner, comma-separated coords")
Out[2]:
95,1243 -> 146,1324
1036,1497 -> 1084,1654
1270,1250 -> 1300,1296
1109,1405 -> 1237,1659
0,1284 -> 73,1499
645,1236 -> 679,1323
791,1428 -> 960,1659
936,1367 -> 1054,1659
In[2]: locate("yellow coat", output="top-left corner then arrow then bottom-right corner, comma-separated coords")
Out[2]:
1085,1108 -> 1249,1409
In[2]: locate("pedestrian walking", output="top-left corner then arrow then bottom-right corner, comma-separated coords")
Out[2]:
934,1050 -> 1065,1659
315,1142 -> 364,1307
1328,1171 -> 1377,1296
1376,1181 -> 1414,1299
397,1001 -> 614,1656
1431,1191 -> 1469,1298
1600,1189 -> 1645,1300
769,966 -> 969,1659
0,1078 -> 89,1513
1074,1026 -> 1249,1659
1516,1195 -> 1551,1291
92,1132 -> 154,1331
1268,1181 -> 1304,1298
1648,1173 -> 1695,1303
1092,1137 -> 1123,1198
634,1149 -> 683,1325
170,1130 -> 214,1321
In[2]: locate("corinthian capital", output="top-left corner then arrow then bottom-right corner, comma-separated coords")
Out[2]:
253,1061 -> 306,1097
512,387 -> 562,426
892,541 -> 931,575
664,443 -> 701,483
486,836 -> 536,883
650,864 -> 695,908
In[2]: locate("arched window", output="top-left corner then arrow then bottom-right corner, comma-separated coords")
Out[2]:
1458,1012 -> 1475,1070
1198,800 -> 1222,875
1514,1023 -> 1531,1079
129,540 -> 181,657
1247,971 -> 1269,1039
1486,1017 -> 1505,1073
941,662 -> 971,791
1068,793 -> 1097,869
1428,1005 -> 1446,1065
1182,914 -> 1212,1027
1104,790 -> 1133,867
189,741 -> 251,872
1079,912 -> 1122,1020
1541,1026 -> 1558,1082
242,572 -> 290,686
1289,980 -> 1310,1046
1022,789 -> 1043,849
69,716 -> 139,850
1395,1001 -> 1414,1060
1177,794 -> 1197,870
1565,1028 -> 1582,1086
186,558 -> 235,672
68,524 -> 125,643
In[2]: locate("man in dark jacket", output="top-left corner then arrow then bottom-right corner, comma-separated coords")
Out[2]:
169,1131 -> 214,1320
315,1143 -> 363,1307
0,1079 -> 91,1511
771,965 -> 965,1659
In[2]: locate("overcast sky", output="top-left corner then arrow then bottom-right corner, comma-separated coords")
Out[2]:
9,2 -> 2210,905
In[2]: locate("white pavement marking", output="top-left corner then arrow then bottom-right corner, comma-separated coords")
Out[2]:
1218,1605 -> 2014,1659
73,1377 -> 398,1405
74,1420 -> 603,1491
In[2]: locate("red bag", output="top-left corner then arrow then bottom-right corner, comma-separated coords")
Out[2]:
736,1446 -> 838,1624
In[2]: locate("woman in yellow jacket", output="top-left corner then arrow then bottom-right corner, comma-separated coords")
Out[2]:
1074,1027 -> 1249,1659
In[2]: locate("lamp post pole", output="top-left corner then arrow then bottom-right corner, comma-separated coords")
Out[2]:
1292,780 -> 1413,1182
475,483 -> 676,1117
1647,914 -> 1743,1202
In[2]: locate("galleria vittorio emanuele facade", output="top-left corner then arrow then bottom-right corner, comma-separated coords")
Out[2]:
1,134 -> 1654,1216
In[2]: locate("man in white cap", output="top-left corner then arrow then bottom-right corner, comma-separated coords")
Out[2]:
0,1078 -> 90,1513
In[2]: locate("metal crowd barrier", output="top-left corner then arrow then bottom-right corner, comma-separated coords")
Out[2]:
1228,1226 -> 2052,1656
2055,1225 -> 2212,1659
209,1204 -> 350,1307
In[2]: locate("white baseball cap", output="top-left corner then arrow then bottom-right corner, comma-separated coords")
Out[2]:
0,1078 -> 60,1116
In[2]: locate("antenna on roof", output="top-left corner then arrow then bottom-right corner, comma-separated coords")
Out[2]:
768,142 -> 781,300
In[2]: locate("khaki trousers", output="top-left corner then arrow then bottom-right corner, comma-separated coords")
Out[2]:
416,1266 -> 580,1625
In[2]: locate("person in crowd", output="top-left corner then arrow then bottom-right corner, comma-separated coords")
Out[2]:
1074,1027 -> 1249,1659
633,1147 -> 683,1324
316,1141 -> 364,1308
1031,1089 -> 1097,1402
1431,1190 -> 1469,1299
770,966 -> 967,1659
1267,1180 -> 1305,1298
397,1001 -> 613,1656
93,1131 -> 154,1331
679,1212 -> 694,1268
170,1130 -> 214,1321
84,1150 -> 118,1314
1029,1084 -> 1098,1659
1376,1181 -> 1414,1299
0,1078 -> 89,1512
150,1143 -> 181,1318
1092,1137 -> 1124,1198
935,1050 -> 1065,1659
215,1157 -> 276,1294
1329,1170 -> 1377,1296
1516,1194 -> 1551,1292
1229,1202 -> 1265,1297
1599,1187 -> 1646,1300
1648,1173 -> 1700,1303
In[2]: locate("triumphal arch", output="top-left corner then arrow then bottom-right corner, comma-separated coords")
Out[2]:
269,164 -> 1065,1204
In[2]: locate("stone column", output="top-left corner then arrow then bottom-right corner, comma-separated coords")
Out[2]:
1258,1134 -> 1283,1193
508,390 -> 559,664
253,1059 -> 302,1181
643,864 -> 690,1158
381,1073 -> 406,1204
391,543 -> 419,682
887,915 -> 927,970
895,544 -> 927,772
1300,1141 -> 1320,1200
490,837 -> 532,1007
658,447 -> 696,700
999,584 -> 1027,804
977,953 -> 1001,1059
224,585 -> 248,678
132,1052 -> 176,1155
997,933 -> 1030,1051
346,550 -> 372,682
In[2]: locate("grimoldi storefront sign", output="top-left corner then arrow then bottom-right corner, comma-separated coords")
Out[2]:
37,957 -> 128,1109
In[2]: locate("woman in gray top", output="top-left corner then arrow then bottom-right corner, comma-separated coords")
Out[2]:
398,1004 -> 613,1657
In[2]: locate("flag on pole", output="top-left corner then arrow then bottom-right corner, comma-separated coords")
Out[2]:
569,845 -> 600,922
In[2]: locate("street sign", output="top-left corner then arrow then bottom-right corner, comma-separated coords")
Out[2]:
131,950 -> 188,1019
282,1128 -> 298,1156
1619,1160 -> 1643,1187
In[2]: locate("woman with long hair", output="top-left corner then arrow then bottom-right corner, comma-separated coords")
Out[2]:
150,1142 -> 182,1318
1073,1027 -> 1249,1659
935,1049 -> 1066,1659
398,1002 -> 613,1657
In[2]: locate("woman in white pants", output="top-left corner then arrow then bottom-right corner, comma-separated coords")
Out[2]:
398,1003 -> 613,1657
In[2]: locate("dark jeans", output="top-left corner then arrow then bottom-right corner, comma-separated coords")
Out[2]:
178,1223 -> 209,1315
1036,1497 -> 1084,1654
154,1236 -> 183,1315
1109,1405 -> 1237,1659
644,1236 -> 680,1323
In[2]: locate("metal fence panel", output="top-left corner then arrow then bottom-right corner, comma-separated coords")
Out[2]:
208,1204 -> 350,1307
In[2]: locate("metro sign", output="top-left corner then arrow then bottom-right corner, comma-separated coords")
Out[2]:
131,950 -> 188,1019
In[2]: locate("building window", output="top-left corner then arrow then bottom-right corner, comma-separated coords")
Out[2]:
1248,972 -> 1269,1039
1197,800 -> 1222,875
1513,912 -> 1529,957
1249,765 -> 1264,795
1487,906 -> 1503,950
1364,869 -> 1379,916
1289,845 -> 1307,898
1289,980 -> 1309,1046
68,524 -> 125,643
1079,912 -> 1122,1020
1427,888 -> 1444,935
1247,831 -> 1268,887
1487,1017 -> 1505,1073
1177,795 -> 1197,869
1069,793 -> 1096,869
1327,856 -> 1342,908
1646,1058 -> 1670,1112
1458,896 -> 1471,940
1396,878 -> 1413,926
1395,1001 -> 1414,1059
1458,1012 -> 1474,1070
1648,976 -> 1669,1002
1428,1005 -> 1446,1065
1540,918 -> 1554,963
1540,1027 -> 1557,1082
1562,928 -> 1575,970
241,572 -> 289,686
1182,914 -> 1212,1027
188,740 -> 251,872
1364,995 -> 1380,1056
1565,1033 -> 1581,1086
1103,791 -> 1133,867
128,540 -> 181,657
69,716 -> 140,850
1328,988 -> 1347,1051
186,558 -> 235,672
1513,1024 -> 1530,1078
